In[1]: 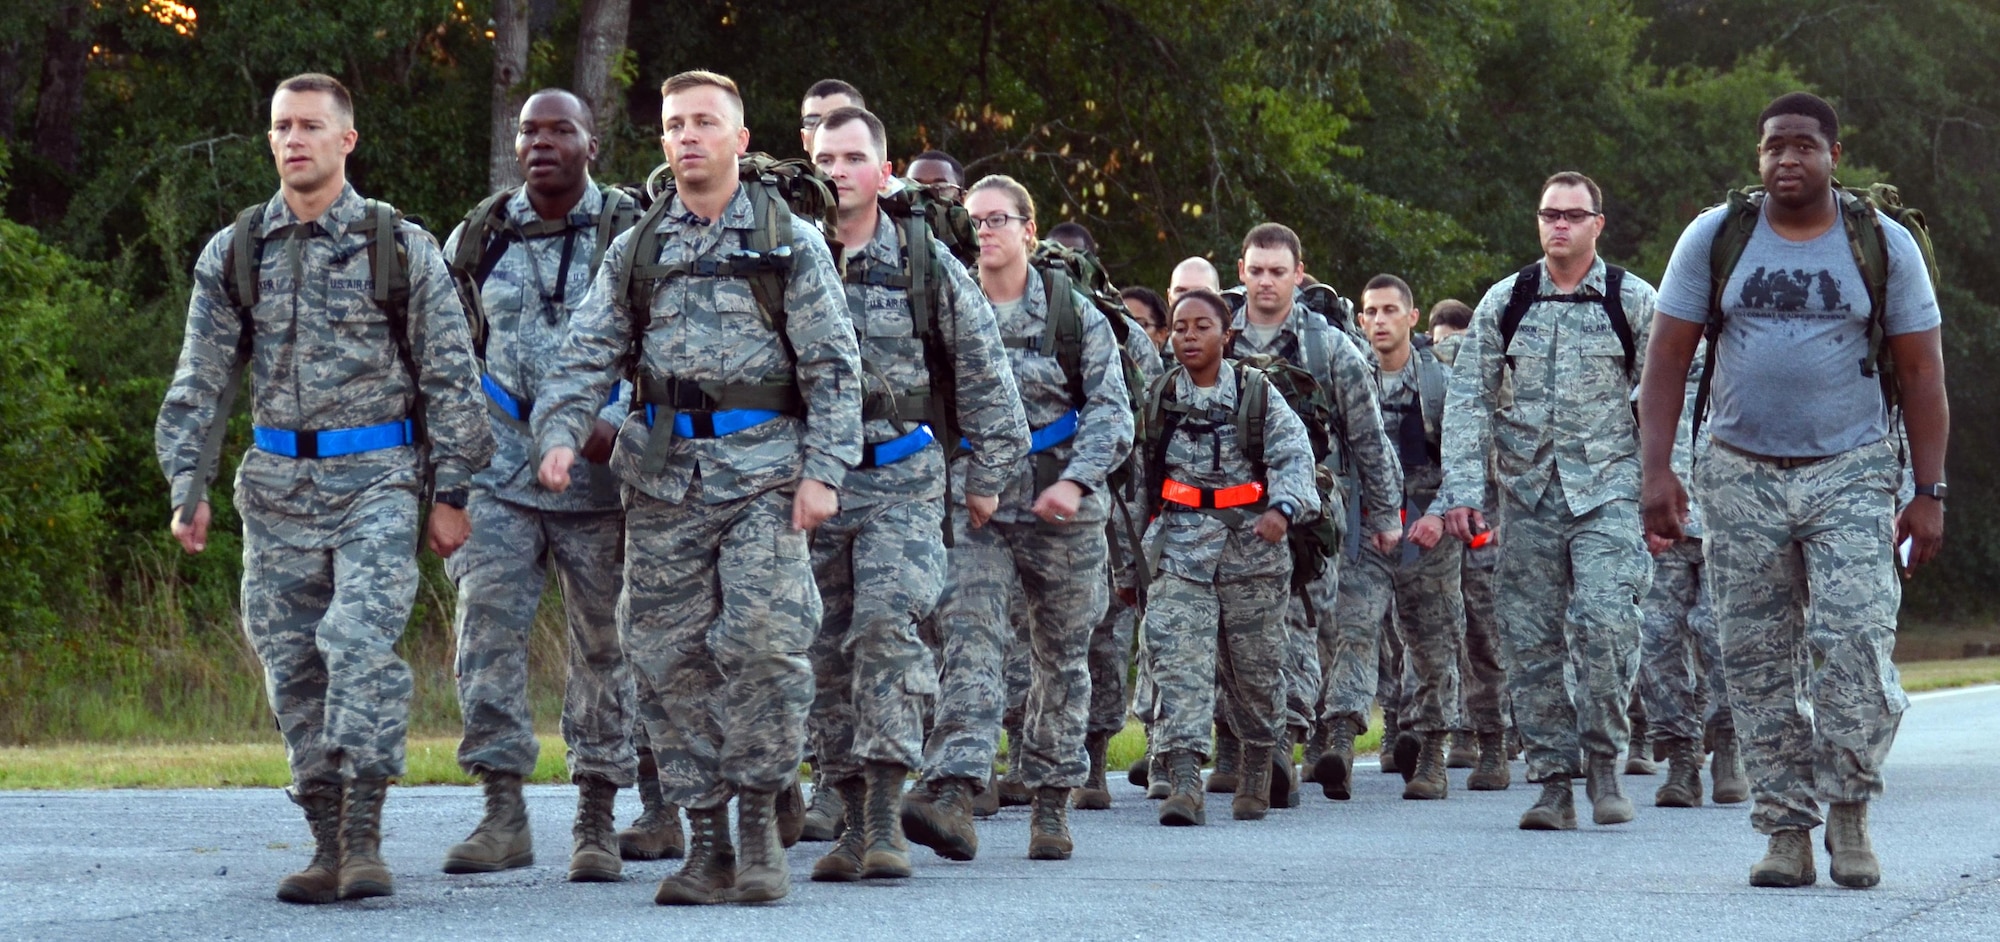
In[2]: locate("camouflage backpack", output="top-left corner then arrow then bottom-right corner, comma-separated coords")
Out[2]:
1026,238 -> 1149,499
445,183 -> 645,362
879,179 -> 977,268
1691,180 -> 1939,446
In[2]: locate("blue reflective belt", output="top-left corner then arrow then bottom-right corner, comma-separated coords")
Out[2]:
481,374 -> 527,421
862,423 -> 935,468
962,408 -> 1078,455
253,419 -> 413,459
643,405 -> 784,438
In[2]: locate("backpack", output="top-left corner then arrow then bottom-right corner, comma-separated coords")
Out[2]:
1690,181 -> 1938,447
1383,335 -> 1449,474
446,183 -> 644,362
177,198 -> 428,526
1027,239 -> 1147,497
879,180 -> 978,268
1498,261 -> 1635,374
1139,359 -> 1341,599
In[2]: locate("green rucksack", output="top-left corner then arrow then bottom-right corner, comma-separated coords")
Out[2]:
879,180 -> 977,268
1026,239 -> 1147,498
445,183 -> 644,363
1692,181 -> 1939,446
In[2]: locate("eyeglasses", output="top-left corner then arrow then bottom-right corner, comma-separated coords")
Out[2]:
970,213 -> 1030,230
800,114 -> 825,132
1536,208 -> 1601,224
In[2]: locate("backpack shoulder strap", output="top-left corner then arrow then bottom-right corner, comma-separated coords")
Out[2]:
1141,365 -> 1183,520
1041,265 -> 1087,406
1837,186 -> 1897,409
452,189 -> 515,283
1414,342 -> 1448,446
1237,362 -> 1270,471
224,203 -> 266,314
1693,188 -> 1766,448
1499,262 -> 1541,371
1602,264 -> 1634,374
590,184 -> 642,281
617,194 -> 682,349
185,205 -> 268,527
744,179 -> 794,340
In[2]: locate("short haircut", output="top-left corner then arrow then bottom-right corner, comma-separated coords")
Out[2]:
1428,299 -> 1473,331
1362,273 -> 1414,309
1048,221 -> 1097,253
969,174 -> 1035,222
1120,286 -> 1168,327
1171,287 -> 1233,324
523,87 -> 593,132
276,72 -> 353,123
909,150 -> 964,186
661,70 -> 743,123
1757,91 -> 1840,144
1540,170 -> 1603,215
804,79 -> 865,109
817,105 -> 886,161
1241,222 -> 1303,266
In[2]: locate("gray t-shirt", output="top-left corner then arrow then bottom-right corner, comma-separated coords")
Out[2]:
1655,200 -> 1939,457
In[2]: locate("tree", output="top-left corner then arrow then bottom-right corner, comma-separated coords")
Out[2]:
489,0 -> 530,191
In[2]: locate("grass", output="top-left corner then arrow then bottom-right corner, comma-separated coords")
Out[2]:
1898,656 -> 2000,693
0,736 -> 579,790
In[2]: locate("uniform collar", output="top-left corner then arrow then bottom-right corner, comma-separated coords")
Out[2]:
259,182 -> 365,239
503,177 -> 604,229
1538,255 -> 1611,298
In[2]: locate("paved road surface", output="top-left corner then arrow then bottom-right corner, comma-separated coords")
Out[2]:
4,685 -> 1995,942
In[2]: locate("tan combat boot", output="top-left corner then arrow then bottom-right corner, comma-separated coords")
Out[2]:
1466,731 -> 1511,791
1448,730 -> 1479,769
1027,786 -> 1074,860
337,778 -> 394,900
1826,801 -> 1881,888
1206,723 -> 1241,793
1313,728 -> 1355,801
1379,713 -> 1403,775
1403,731 -> 1450,800
617,761 -> 684,860
1232,744 -> 1274,821
654,805 -> 735,905
810,778 -> 867,882
1147,754 -> 1171,800
275,784 -> 342,905
1749,829 -> 1817,888
1127,753 -> 1152,788
568,774 -> 622,883
1156,750 -> 1206,827
799,775 -> 846,842
900,776 -> 979,861
998,732 -> 1032,806
1073,730 -> 1113,810
1300,724 -> 1331,786
1585,751 -> 1636,825
1271,727 -> 1300,808
1710,729 -> 1750,804
443,770 -> 533,873
727,788 -> 789,903
776,779 -> 806,848
1653,738 -> 1703,809
1518,778 -> 1578,831
860,763 -> 913,879
1625,713 -> 1656,774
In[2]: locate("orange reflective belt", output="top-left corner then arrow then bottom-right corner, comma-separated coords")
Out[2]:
1161,478 -> 1266,510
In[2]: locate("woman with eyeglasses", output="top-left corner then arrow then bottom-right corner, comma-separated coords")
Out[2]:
901,174 -> 1133,863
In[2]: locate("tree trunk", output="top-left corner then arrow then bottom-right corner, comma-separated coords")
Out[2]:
488,0 -> 530,192
573,0 -> 632,169
26,0 -> 89,224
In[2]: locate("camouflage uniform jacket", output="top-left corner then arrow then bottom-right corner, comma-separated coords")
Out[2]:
1438,255 -> 1657,517
1146,364 -> 1320,583
1368,343 -> 1451,505
1228,302 -> 1402,535
444,182 -> 630,512
960,265 -> 1132,525
841,209 -> 1028,508
532,184 -> 862,504
157,183 -> 492,518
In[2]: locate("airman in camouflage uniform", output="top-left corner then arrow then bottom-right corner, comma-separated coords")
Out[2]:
157,74 -> 492,904
1145,288 -> 1321,826
1226,225 -> 1402,804
903,176 -> 1132,863
1440,172 -> 1655,831
533,71 -> 863,906
1642,92 -> 1947,889
437,88 -> 640,885
1327,275 -> 1464,801
803,108 -> 1029,884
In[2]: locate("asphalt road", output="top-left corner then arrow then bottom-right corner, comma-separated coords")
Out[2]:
4,685 -> 1995,942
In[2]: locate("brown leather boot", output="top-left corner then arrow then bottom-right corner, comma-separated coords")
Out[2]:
1585,752 -> 1635,825
1312,729 -> 1354,801
1447,730 -> 1479,769
809,777 -> 867,882
860,763 -> 913,879
568,774 -> 622,882
1232,744 -> 1273,821
973,771 -> 1000,817
275,784 -> 342,904
1402,731 -> 1450,800
728,788 -> 789,903
1653,738 -> 1703,809
1749,829 -> 1817,888
617,761 -> 684,860
443,770 -> 533,873
1027,786 -> 1073,860
1146,754 -> 1170,800
1206,723 -> 1241,793
1156,750 -> 1206,826
1127,754 -> 1151,788
654,806 -> 735,905
1300,724 -> 1330,786
1379,713 -> 1403,775
776,779 -> 806,848
1072,730 -> 1113,810
900,777 -> 979,861
1625,712 -> 1656,774
1270,728 -> 1299,808
337,778 -> 394,900
1466,731 -> 1511,791
1710,729 -> 1750,805
1826,801 -> 1881,888
1518,779 -> 1578,831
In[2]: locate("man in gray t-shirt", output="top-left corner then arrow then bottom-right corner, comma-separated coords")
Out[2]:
1637,92 -> 1950,892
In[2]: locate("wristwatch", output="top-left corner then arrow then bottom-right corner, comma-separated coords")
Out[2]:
1914,482 -> 1947,502
1273,500 -> 1297,521
434,488 -> 470,509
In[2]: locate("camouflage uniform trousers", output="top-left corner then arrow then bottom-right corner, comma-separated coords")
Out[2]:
1215,554 -> 1335,741
922,516 -> 1107,790
1496,474 -> 1650,782
239,481 -> 419,789
1145,572 -> 1290,758
1696,440 -> 1907,834
1089,567 -> 1139,735
1342,538 -> 1466,735
622,482 -> 817,810
807,495 -> 945,783
447,494 -> 635,785
1638,537 -> 1732,747
1457,544 -> 1512,734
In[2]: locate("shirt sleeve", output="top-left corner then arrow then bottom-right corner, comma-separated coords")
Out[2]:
1878,210 -> 1942,335
1654,206 -> 1727,324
